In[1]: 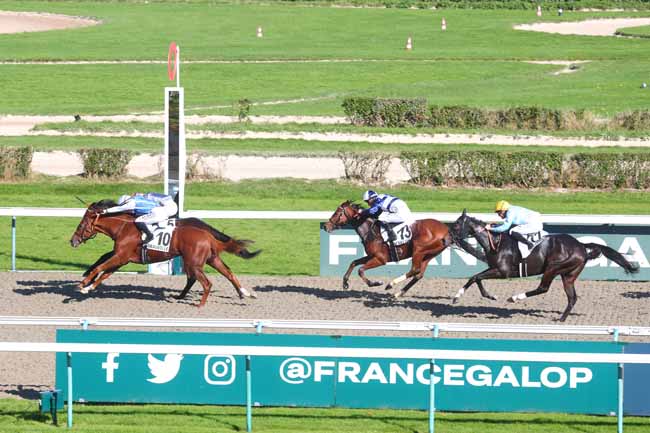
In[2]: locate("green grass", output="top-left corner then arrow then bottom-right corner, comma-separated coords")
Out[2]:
3,399 -> 650,433
1,179 -> 649,273
617,24 -> 650,37
5,60 -> 650,115
2,4 -> 650,115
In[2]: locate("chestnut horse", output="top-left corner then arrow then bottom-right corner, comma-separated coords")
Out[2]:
70,200 -> 261,307
323,201 -> 452,298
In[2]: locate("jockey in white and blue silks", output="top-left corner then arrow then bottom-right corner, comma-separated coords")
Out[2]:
487,200 -> 543,248
101,192 -> 178,244
359,190 -> 415,241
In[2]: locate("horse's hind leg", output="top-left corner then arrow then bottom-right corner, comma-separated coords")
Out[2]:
192,267 -> 213,308
392,251 -> 435,299
558,263 -> 585,322
174,276 -> 196,300
208,255 -> 256,299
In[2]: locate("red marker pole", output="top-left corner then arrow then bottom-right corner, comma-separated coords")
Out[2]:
168,42 -> 180,87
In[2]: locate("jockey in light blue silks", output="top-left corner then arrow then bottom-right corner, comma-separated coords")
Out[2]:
487,200 -> 543,248
358,190 -> 415,242
101,192 -> 178,245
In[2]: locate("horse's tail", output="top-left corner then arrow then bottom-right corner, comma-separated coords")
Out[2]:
224,238 -> 262,260
583,243 -> 640,274
181,218 -> 261,259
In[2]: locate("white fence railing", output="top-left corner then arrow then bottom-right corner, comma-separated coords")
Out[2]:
2,316 -> 650,337
2,207 -> 650,224
3,206 -> 649,272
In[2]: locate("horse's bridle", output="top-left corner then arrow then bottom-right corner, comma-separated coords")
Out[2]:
474,224 -> 499,252
77,210 -> 131,243
331,203 -> 356,226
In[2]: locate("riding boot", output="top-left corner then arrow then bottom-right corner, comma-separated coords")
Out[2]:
135,222 -> 154,245
382,223 -> 399,262
511,231 -> 534,248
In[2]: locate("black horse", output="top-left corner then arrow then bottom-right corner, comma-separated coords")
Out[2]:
451,209 -> 639,321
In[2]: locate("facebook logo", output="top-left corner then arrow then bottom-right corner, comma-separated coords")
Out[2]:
101,353 -> 120,383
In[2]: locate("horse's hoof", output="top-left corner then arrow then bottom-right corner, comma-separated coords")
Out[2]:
248,291 -> 258,299
239,287 -> 251,298
507,297 -> 515,303
342,281 -> 349,290
368,281 -> 382,287
393,292 -> 402,300
490,296 -> 498,301
79,285 -> 91,294
452,297 -> 459,305
384,284 -> 392,291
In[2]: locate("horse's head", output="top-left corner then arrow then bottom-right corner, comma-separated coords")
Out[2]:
323,200 -> 362,233
70,199 -> 116,247
451,209 -> 486,240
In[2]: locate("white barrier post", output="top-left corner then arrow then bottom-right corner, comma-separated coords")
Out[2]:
67,352 -> 73,428
11,216 -> 16,271
429,358 -> 436,433
246,355 -> 252,432
614,328 -> 624,433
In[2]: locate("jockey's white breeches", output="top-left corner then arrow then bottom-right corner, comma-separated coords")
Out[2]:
135,199 -> 178,224
510,218 -> 543,235
378,200 -> 415,226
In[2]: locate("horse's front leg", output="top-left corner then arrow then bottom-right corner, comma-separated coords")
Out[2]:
453,267 -> 505,304
79,254 -> 128,294
358,256 -> 386,288
342,255 -> 371,289
80,266 -> 118,294
82,251 -> 114,278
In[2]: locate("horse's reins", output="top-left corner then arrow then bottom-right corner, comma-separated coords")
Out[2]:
475,224 -> 498,252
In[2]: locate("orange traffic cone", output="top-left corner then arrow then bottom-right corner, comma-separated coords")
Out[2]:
441,18 -> 447,31
536,5 -> 542,17
405,36 -> 412,50
256,26 -> 263,38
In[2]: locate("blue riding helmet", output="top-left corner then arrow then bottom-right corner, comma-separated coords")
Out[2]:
362,190 -> 378,201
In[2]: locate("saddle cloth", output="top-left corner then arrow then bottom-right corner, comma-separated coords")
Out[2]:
380,222 -> 413,246
143,219 -> 177,253
515,230 -> 548,260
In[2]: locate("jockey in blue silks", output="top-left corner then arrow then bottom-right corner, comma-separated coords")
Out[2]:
487,200 -> 543,248
358,190 -> 415,242
101,192 -> 178,245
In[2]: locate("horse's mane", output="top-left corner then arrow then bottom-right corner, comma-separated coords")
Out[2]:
343,200 -> 365,211
90,199 -> 117,210
465,214 -> 486,227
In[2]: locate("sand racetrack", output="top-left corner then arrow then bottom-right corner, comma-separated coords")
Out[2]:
1,271 -> 649,399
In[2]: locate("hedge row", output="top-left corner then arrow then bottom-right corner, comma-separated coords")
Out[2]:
79,148 -> 133,178
281,0 -> 650,10
343,97 -> 650,131
342,98 -> 594,130
401,151 -> 650,189
0,146 -> 32,180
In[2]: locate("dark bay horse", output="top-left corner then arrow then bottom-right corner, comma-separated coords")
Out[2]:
323,201 -> 452,298
451,209 -> 639,321
70,200 -> 261,307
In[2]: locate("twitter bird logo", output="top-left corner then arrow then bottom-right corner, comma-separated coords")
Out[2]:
147,354 -> 183,384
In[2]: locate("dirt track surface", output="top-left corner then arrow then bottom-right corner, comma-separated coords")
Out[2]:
1,271 -> 649,399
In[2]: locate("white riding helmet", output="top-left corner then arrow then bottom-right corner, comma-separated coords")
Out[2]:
362,190 -> 378,201
118,194 -> 131,205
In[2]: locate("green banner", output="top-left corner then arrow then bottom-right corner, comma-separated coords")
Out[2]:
56,330 -> 619,414
320,224 -> 650,280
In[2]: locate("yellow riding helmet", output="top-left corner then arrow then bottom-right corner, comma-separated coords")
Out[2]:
495,200 -> 510,212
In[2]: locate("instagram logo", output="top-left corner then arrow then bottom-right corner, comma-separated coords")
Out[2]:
204,355 -> 237,385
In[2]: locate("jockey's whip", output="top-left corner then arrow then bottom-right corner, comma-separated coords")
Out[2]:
74,196 -> 87,205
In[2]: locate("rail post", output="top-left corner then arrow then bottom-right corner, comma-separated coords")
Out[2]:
246,355 -> 252,432
613,328 -> 624,433
428,358 -> 436,433
66,352 -> 73,428
11,216 -> 16,271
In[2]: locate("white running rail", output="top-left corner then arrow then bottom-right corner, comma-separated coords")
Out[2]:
1,316 -> 650,337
